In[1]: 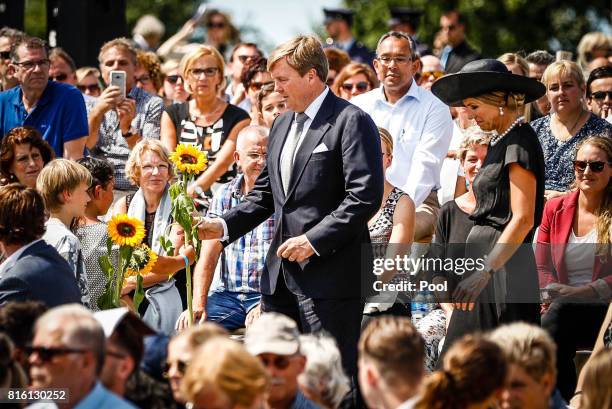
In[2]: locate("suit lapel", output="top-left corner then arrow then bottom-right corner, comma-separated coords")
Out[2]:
284,93 -> 336,200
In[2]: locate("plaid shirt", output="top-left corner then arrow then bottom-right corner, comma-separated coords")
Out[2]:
207,174 -> 274,293
89,87 -> 163,190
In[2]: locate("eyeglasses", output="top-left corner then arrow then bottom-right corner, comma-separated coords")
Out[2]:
421,71 -> 445,80
237,55 -> 258,64
573,160 -> 611,173
106,349 -> 127,359
142,163 -> 169,174
377,55 -> 412,66
78,84 -> 101,93
207,22 -> 226,29
441,24 -> 457,31
26,345 -> 88,363
189,67 -> 220,78
590,91 -> 612,101
135,75 -> 151,84
163,360 -> 188,378
50,73 -> 68,82
12,59 -> 50,70
258,355 -> 292,370
165,75 -> 183,84
250,81 -> 274,92
341,81 -> 369,92
0,51 -> 11,60
245,151 -> 267,160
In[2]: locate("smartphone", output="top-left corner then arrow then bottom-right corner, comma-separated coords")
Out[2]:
192,2 -> 208,23
110,70 -> 126,99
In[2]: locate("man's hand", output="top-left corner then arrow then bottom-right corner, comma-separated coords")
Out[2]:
94,85 -> 122,114
195,217 -> 224,240
175,309 -> 206,331
245,304 -> 261,328
277,235 -> 315,263
117,98 -> 137,134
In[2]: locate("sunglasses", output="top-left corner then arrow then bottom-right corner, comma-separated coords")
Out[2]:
165,74 -> 183,84
135,75 -> 151,83
258,355 -> 292,370
0,51 -> 10,60
237,55 -> 258,64
341,81 -> 369,92
250,81 -> 274,91
207,22 -> 226,29
163,360 -> 188,378
26,345 -> 88,363
591,91 -> 612,101
421,71 -> 444,80
573,160 -> 611,173
50,73 -> 68,82
78,84 -> 101,93
189,67 -> 220,78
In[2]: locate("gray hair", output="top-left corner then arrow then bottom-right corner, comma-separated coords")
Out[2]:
35,304 -> 106,375
376,31 -> 416,59
236,125 -> 269,152
457,126 -> 493,162
298,333 -> 350,409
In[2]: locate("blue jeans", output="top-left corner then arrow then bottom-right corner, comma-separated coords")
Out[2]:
206,290 -> 261,330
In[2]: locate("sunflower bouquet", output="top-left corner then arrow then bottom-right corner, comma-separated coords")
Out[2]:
98,214 -> 156,310
161,143 -> 208,326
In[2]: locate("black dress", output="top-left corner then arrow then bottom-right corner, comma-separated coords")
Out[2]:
441,122 -> 545,358
164,102 -> 250,184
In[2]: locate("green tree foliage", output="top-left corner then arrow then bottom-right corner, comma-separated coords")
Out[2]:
345,0 -> 612,57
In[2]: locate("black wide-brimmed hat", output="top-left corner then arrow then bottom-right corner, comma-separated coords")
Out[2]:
431,59 -> 546,107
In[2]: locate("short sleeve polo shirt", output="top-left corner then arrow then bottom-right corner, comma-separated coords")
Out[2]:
0,81 -> 88,157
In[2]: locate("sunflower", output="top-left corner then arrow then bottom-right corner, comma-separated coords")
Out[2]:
170,144 -> 207,174
125,244 -> 157,278
108,214 -> 146,247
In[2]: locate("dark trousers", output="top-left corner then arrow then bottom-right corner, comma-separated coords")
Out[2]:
261,272 -> 364,408
542,301 -> 608,401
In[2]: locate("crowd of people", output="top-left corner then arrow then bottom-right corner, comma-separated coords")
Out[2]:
0,5 -> 611,409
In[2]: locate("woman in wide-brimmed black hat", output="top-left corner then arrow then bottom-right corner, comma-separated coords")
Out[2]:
430,59 -> 547,360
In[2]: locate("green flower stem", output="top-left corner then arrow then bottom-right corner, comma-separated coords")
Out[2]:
183,172 -> 194,327
114,249 -> 124,307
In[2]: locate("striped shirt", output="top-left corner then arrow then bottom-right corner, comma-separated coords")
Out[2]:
207,174 -> 274,293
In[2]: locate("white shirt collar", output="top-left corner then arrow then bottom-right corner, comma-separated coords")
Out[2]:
301,87 -> 330,121
376,79 -> 421,105
397,395 -> 420,409
0,239 -> 43,276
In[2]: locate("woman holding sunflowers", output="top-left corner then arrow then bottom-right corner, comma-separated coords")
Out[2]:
75,157 -> 196,316
160,45 -> 250,196
111,140 -> 196,334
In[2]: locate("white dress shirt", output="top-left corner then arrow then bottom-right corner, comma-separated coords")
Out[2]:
352,80 -> 453,207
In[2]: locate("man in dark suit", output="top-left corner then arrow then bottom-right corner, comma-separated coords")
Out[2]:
323,8 -> 375,66
198,34 -> 383,391
0,184 -> 81,307
439,10 -> 481,73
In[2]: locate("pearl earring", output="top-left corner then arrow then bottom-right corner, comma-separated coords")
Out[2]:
499,106 -> 504,116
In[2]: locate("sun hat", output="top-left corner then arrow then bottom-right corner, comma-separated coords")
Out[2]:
431,59 -> 546,107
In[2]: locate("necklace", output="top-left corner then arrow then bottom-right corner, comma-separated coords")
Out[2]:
554,109 -> 585,137
489,116 -> 525,146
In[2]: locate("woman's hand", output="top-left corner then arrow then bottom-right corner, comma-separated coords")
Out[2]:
453,270 -> 491,311
544,190 -> 565,201
179,244 -> 197,265
121,277 -> 137,296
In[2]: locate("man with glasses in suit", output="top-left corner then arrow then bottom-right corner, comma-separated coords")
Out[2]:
586,65 -> 612,122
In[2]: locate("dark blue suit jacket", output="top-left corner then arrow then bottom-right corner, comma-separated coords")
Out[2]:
223,91 -> 383,298
0,240 -> 82,307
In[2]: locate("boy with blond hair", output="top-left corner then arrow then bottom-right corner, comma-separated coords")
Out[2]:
37,158 -> 92,307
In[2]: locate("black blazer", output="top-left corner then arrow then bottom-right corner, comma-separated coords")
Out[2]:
0,240 -> 82,307
223,91 -> 383,298
444,41 -> 481,74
